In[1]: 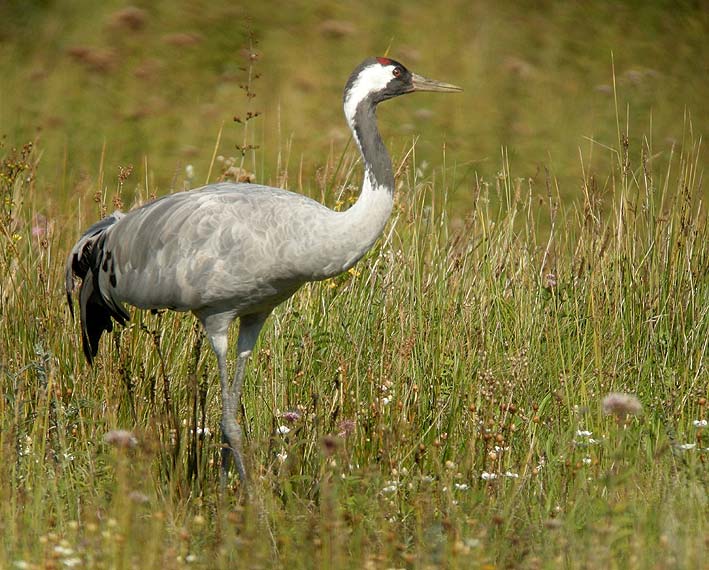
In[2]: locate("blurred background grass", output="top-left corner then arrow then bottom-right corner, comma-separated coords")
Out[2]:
1,3 -> 707,567
1,0 -> 706,213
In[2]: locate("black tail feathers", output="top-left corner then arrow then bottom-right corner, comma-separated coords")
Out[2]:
65,212 -> 129,364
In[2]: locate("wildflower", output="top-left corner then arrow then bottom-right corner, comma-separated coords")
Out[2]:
481,472 -> 497,481
602,393 -> 642,421
692,419 -> 707,428
276,425 -> 291,435
677,443 -> 696,451
128,491 -> 149,504
191,426 -> 211,438
63,558 -> 82,568
280,410 -> 301,423
337,419 -> 356,436
276,450 -> 288,463
503,471 -> 519,478
544,273 -> 558,289
32,213 -> 53,240
576,430 -> 592,437
582,457 -> 592,465
103,429 -> 138,449
321,435 -> 338,456
382,482 -> 398,494
454,483 -> 470,491
382,396 -> 392,406
185,164 -> 194,180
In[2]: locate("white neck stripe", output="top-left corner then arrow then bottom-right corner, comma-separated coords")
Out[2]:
343,64 -> 395,127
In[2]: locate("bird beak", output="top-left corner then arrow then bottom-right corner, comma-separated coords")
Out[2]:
410,73 -> 462,93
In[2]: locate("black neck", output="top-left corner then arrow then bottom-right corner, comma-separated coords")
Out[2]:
351,99 -> 394,193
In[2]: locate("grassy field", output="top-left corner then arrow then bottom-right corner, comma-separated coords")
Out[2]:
1,2 -> 708,569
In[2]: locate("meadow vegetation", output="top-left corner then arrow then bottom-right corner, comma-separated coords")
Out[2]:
0,1 -> 707,568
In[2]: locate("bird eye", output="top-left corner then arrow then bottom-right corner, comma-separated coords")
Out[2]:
393,67 -> 402,78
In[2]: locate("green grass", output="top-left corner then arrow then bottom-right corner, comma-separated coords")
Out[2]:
0,117 -> 706,568
0,2 -> 707,568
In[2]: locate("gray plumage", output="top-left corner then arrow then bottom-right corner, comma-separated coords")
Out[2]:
66,57 -> 461,485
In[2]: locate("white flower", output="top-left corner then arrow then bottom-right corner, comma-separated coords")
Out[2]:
503,471 -> 519,478
276,425 -> 291,435
185,164 -> 194,179
692,419 -> 707,428
382,484 -> 398,494
576,430 -> 592,437
63,559 -> 82,568
677,443 -> 696,450
276,450 -> 288,463
481,472 -> 497,481
54,546 -> 74,556
454,483 -> 470,491
582,457 -> 592,465
382,396 -> 392,405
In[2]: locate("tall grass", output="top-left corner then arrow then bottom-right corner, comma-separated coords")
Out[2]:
0,107 -> 706,568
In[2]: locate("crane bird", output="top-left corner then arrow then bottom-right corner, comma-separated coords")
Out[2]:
66,57 -> 461,484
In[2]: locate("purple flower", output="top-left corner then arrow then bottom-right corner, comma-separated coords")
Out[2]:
280,410 -> 301,423
337,419 -> 356,436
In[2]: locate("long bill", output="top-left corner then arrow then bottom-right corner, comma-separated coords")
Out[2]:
410,73 -> 463,93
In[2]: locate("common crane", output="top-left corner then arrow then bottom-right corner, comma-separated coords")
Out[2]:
66,57 -> 461,484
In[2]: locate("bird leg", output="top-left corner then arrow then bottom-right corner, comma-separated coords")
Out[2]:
219,351 -> 247,484
218,312 -> 270,487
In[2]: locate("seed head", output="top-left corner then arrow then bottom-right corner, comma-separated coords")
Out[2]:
602,393 -> 642,420
103,429 -> 138,449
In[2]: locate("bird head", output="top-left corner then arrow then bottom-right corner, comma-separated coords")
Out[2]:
344,56 -> 462,118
